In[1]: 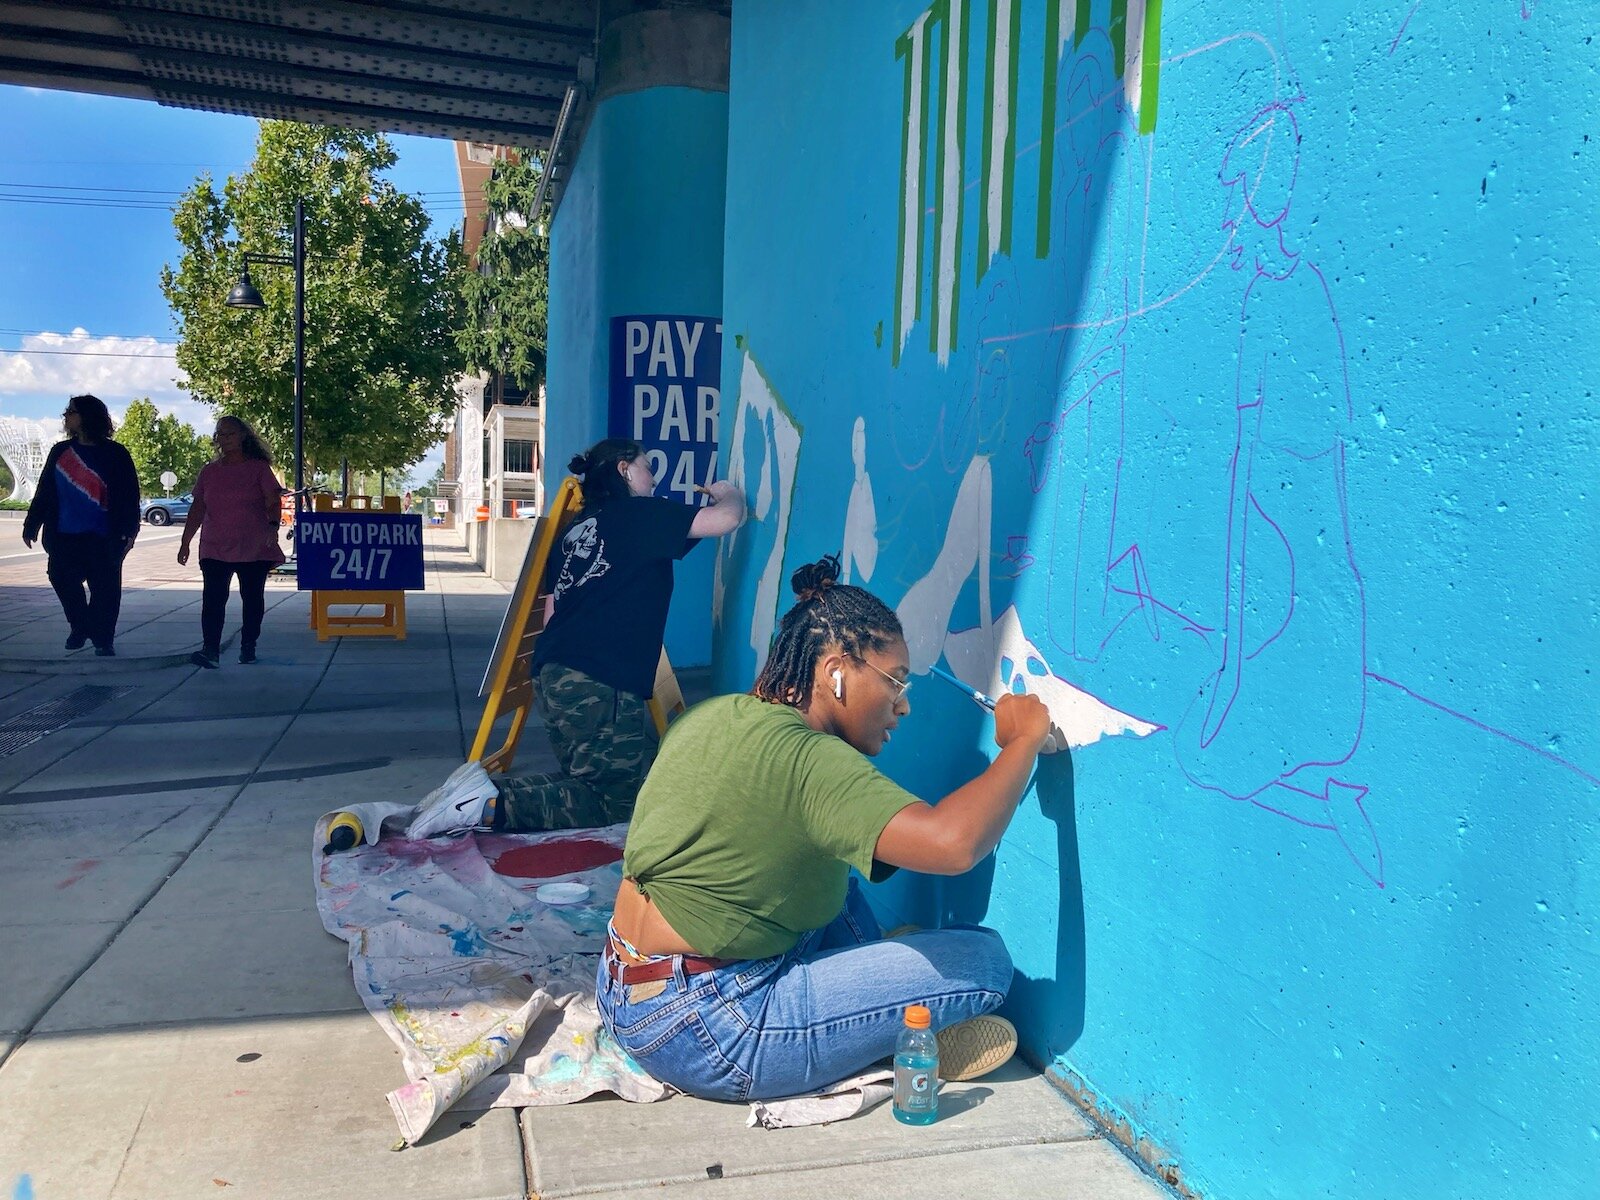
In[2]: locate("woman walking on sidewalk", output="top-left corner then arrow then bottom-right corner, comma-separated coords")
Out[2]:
21,394 -> 141,657
177,415 -> 286,667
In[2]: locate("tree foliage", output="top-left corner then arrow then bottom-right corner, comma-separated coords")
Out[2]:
162,122 -> 466,478
456,153 -> 549,395
117,398 -> 212,494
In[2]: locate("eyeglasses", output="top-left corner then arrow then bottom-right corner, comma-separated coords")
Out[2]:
854,656 -> 912,703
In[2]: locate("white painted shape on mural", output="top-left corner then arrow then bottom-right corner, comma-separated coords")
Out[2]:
842,416 -> 878,585
1124,0 -> 1147,119
946,608 -> 1161,750
897,454 -> 1158,753
714,351 -> 802,667
935,0 -> 964,364
899,12 -> 929,354
985,0 -> 1012,266
896,455 -> 992,674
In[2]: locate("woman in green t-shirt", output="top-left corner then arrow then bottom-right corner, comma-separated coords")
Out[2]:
597,554 -> 1055,1102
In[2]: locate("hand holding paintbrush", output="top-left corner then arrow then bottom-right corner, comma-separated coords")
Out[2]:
927,665 -> 1063,754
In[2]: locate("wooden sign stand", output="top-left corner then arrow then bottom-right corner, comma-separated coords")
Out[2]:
307,493 -> 408,640
470,478 -> 688,774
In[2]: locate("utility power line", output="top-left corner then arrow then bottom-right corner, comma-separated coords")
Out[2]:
0,348 -> 180,359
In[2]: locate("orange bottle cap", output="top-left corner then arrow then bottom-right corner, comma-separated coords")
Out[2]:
904,1004 -> 931,1029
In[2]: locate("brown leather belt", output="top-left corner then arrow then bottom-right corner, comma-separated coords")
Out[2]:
605,938 -> 736,985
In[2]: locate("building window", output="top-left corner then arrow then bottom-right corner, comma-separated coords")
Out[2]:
505,439 -> 537,474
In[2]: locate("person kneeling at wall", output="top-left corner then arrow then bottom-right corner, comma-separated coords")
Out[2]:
405,439 -> 746,842
594,554 -> 1052,1101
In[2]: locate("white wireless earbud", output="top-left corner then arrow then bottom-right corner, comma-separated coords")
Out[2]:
831,669 -> 843,699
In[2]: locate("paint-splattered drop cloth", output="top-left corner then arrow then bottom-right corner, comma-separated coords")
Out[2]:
313,808 -> 669,1143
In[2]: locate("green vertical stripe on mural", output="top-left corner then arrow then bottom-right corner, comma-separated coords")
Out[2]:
1138,0 -> 1161,134
999,0 -> 1019,259
916,28 -> 932,326
977,0 -> 1000,284
1038,0 -> 1061,258
1073,0 -> 1090,48
948,0 -> 969,354
893,26 -> 915,365
1109,0 -> 1127,76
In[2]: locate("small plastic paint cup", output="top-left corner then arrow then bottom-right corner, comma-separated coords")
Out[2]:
536,882 -> 591,906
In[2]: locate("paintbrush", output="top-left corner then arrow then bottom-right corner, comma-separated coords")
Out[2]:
928,664 -> 998,710
926,664 -> 1062,754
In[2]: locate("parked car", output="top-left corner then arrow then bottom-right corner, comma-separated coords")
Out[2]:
141,493 -> 193,526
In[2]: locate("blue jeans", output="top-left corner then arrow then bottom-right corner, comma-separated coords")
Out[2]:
596,878 -> 1014,1101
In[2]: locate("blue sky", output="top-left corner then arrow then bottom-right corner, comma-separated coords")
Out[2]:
0,85 -> 466,481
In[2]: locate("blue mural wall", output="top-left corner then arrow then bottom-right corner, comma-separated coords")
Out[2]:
547,85 -> 729,666
716,1 -> 1597,1196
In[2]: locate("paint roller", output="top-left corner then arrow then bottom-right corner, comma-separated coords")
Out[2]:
927,664 -> 1063,754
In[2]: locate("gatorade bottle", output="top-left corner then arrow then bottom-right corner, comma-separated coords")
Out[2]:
322,811 -> 364,855
892,1004 -> 938,1125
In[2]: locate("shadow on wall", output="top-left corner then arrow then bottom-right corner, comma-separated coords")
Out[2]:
940,750 -> 1084,1060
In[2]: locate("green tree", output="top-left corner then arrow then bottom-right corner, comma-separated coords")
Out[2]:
456,152 -> 549,395
161,121 -> 466,479
117,398 -> 212,494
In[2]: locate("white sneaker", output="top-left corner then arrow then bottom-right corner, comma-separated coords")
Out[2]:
406,761 -> 499,839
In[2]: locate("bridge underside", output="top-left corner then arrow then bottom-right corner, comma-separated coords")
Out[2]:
0,0 -> 606,149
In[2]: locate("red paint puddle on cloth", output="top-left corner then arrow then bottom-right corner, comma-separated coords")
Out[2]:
491,839 -> 621,879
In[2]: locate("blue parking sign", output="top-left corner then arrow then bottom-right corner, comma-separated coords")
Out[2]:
296,513 -> 425,591
609,315 -> 721,506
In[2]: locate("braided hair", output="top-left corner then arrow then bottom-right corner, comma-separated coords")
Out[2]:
752,553 -> 904,709
568,438 -> 645,507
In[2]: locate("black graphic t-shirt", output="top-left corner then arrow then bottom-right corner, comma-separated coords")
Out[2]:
531,496 -> 700,699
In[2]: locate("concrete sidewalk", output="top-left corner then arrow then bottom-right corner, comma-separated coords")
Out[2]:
0,531 -> 1171,1200
0,514 -> 281,670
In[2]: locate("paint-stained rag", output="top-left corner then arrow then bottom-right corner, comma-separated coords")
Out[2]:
313,809 -> 668,1143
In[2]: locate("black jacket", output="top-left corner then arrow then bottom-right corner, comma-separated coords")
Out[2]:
23,438 -> 142,548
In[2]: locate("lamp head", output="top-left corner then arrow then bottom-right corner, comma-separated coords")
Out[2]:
225,268 -> 265,310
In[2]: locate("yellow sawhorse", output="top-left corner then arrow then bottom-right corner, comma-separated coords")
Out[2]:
307,494 -> 408,641
470,478 -> 688,774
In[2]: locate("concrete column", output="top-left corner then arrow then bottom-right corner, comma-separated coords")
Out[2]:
546,7 -> 730,669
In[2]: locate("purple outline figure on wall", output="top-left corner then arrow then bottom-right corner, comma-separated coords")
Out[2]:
1173,101 -> 1382,887
1027,50 -> 1203,667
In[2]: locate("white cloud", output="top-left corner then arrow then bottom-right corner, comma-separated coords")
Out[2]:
0,328 -> 189,409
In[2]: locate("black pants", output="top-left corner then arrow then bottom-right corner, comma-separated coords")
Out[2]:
46,532 -> 125,649
199,559 -> 273,653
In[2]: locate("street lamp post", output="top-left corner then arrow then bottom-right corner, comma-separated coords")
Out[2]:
225,197 -> 306,509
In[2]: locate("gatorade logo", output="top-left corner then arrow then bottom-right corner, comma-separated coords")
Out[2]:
910,1071 -> 930,1094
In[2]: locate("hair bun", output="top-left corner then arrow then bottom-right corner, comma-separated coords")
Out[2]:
790,553 -> 843,603
567,451 -> 591,475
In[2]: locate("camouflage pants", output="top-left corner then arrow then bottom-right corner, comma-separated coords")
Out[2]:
497,663 -> 658,832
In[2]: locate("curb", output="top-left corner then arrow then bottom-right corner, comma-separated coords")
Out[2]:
0,633 -> 240,676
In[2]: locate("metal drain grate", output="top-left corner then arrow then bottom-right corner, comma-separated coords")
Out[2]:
0,685 -> 136,758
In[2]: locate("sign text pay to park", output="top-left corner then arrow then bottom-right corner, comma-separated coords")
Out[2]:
295,513 -> 425,591
609,315 -> 721,505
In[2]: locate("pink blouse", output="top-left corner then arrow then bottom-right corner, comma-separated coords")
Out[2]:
193,458 -> 287,564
